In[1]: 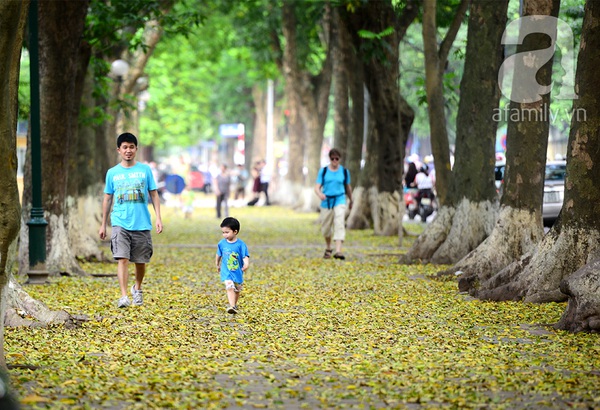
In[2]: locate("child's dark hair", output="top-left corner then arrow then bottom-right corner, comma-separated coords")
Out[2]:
220,217 -> 240,232
117,132 -> 138,148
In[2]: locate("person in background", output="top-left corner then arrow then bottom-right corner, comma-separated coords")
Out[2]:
258,159 -> 271,205
99,132 -> 163,308
314,148 -> 352,260
216,217 -> 250,314
415,164 -> 435,204
232,164 -> 249,204
214,164 -> 231,219
404,162 -> 418,188
181,187 -> 195,219
247,161 -> 262,206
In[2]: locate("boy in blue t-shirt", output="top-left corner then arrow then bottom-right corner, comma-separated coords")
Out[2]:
99,133 -> 163,308
216,217 -> 249,314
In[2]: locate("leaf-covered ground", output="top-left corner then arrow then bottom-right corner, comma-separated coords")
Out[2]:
7,205 -> 600,409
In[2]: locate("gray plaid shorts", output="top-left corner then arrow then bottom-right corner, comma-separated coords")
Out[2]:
110,226 -> 153,263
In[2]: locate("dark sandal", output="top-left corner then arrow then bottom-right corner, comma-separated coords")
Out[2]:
333,253 -> 346,260
323,249 -> 333,259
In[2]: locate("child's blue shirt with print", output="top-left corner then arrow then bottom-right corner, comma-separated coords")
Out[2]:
217,238 -> 249,283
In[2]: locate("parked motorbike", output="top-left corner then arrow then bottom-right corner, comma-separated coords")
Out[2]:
417,188 -> 436,221
404,188 -> 419,219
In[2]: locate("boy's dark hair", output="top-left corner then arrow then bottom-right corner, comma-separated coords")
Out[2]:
117,132 -> 138,148
220,217 -> 240,232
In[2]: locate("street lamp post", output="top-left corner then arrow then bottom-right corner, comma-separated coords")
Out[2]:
26,0 -> 49,284
111,59 -> 129,82
110,59 -> 129,134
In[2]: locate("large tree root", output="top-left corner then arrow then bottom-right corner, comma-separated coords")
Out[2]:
347,186 -> 371,230
556,258 -> 600,333
4,277 -> 87,328
474,225 -> 600,303
429,198 -> 498,264
401,205 -> 454,263
401,199 -> 498,265
369,189 -> 401,236
437,207 -> 543,291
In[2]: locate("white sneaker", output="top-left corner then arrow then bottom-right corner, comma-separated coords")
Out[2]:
131,285 -> 143,306
227,306 -> 238,314
117,296 -> 131,308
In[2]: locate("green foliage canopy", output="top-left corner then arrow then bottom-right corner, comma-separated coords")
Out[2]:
141,2 -> 281,152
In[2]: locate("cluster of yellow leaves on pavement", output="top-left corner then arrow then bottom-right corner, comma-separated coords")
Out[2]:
6,206 -> 600,409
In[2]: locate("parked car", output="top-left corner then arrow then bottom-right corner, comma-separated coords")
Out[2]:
494,160 -> 566,226
542,160 -> 566,226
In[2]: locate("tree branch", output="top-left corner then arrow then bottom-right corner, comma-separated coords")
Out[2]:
396,0 -> 420,42
438,0 -> 470,65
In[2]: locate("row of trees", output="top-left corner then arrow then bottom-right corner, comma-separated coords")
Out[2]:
406,0 -> 600,335
146,0 -> 600,334
1,0 -> 599,367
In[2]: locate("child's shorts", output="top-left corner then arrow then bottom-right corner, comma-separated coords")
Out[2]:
223,280 -> 243,293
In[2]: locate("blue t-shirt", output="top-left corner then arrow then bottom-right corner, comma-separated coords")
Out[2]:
217,238 -> 249,283
316,166 -> 350,208
104,162 -> 157,231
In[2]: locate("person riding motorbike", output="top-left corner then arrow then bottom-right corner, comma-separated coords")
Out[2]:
414,165 -> 435,220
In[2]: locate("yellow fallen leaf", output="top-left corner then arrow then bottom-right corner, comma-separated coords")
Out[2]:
21,394 -> 52,403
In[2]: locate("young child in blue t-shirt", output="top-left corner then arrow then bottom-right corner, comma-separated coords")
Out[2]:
216,217 -> 249,314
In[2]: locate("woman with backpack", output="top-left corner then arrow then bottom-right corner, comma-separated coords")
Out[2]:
314,148 -> 353,260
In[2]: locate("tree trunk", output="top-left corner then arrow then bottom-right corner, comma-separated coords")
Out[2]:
251,84 -> 267,163
0,0 -> 29,367
345,0 -> 417,237
404,0 -> 508,264
422,0 -> 452,208
475,0 -> 600,311
348,0 -> 417,237
281,2 -> 304,189
345,48 -> 364,190
347,91 -> 375,230
120,18 -> 166,143
341,5 -> 368,229
20,0 -> 90,276
302,4 -> 332,191
280,1 -> 333,212
556,258 -> 600,333
454,0 -> 560,286
332,6 -> 349,157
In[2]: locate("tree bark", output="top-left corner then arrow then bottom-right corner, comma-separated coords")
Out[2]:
251,84 -> 267,163
332,6 -> 349,157
0,0 -> 29,367
280,1 -> 333,211
345,48 -> 364,189
405,0 -> 508,264
454,0 -> 560,287
556,258 -> 600,333
280,1 -> 305,192
347,0 -> 417,237
347,90 -> 375,230
19,0 -> 90,276
421,0 -> 450,202
475,0 -> 600,313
